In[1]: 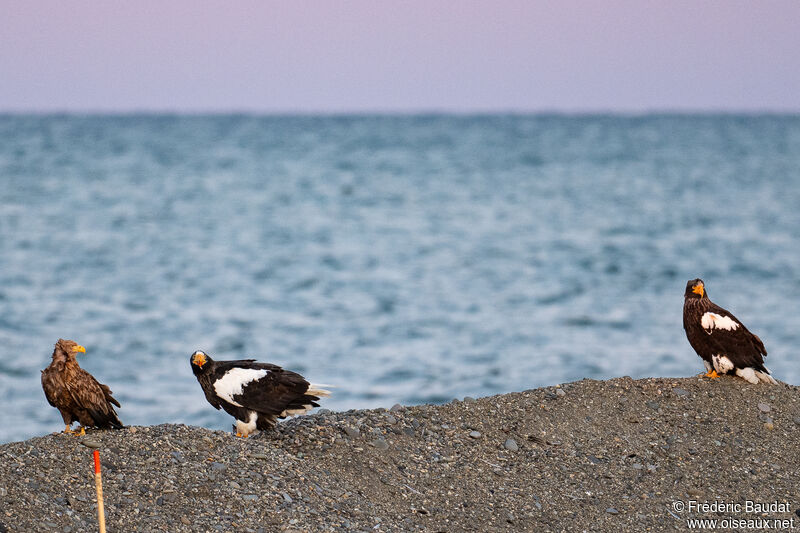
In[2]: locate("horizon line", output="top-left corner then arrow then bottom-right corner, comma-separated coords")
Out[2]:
2,108 -> 800,118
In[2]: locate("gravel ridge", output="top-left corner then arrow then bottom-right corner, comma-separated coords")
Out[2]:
1,375 -> 799,532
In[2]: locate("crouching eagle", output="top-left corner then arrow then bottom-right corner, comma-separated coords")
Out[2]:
190,350 -> 330,437
41,339 -> 124,435
683,279 -> 776,384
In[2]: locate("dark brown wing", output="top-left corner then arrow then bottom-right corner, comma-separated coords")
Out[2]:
67,368 -> 124,429
235,369 -> 320,418
99,383 -> 121,408
41,365 -> 68,409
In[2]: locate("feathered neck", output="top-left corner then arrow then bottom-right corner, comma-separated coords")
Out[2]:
684,295 -> 710,310
51,344 -> 76,365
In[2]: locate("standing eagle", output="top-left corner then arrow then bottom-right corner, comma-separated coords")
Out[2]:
683,279 -> 776,384
190,350 -> 330,437
41,339 -> 124,435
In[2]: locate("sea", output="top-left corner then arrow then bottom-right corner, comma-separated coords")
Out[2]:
1,114 -> 799,444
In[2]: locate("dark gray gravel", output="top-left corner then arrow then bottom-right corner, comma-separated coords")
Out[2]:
1,376 -> 799,532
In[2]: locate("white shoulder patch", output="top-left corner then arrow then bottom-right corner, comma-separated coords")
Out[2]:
213,368 -> 270,407
701,312 -> 739,332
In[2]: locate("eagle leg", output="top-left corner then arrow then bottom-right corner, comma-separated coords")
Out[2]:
63,425 -> 76,435
234,432 -> 249,438
76,426 -> 86,436
704,370 -> 720,379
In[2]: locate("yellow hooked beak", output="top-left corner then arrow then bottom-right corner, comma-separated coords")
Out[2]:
692,284 -> 704,297
74,345 -> 86,354
193,353 -> 207,368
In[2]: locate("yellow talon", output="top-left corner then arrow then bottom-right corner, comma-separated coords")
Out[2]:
704,370 -> 720,379
76,427 -> 86,436
63,425 -> 75,435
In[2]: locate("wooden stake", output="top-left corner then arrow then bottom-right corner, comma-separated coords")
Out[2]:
93,450 -> 107,533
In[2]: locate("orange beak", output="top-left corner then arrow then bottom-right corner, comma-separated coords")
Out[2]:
692,284 -> 704,297
193,353 -> 207,368
74,345 -> 86,354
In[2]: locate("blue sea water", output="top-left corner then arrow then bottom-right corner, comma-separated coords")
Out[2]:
1,114 -> 799,444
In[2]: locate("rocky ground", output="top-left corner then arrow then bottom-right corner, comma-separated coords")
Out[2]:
1,376 -> 799,532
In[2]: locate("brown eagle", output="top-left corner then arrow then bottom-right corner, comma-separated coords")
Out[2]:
41,339 -> 124,435
190,350 -> 330,437
683,279 -> 776,384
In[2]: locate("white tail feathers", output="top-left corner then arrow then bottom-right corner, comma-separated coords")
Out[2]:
736,367 -> 777,385
281,405 -> 315,417
277,383 -> 332,418
755,368 -> 778,385
307,383 -> 332,398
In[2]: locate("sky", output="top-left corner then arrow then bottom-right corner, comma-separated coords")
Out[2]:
2,1 -> 800,113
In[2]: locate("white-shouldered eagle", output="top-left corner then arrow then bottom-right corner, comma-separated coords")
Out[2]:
683,279 -> 776,384
190,350 -> 330,437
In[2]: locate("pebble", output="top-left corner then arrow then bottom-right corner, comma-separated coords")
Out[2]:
646,401 -> 660,410
503,439 -> 519,452
390,404 -> 405,412
606,508 -> 619,514
180,517 -> 191,525
79,439 -> 101,449
281,492 -> 293,503
794,417 -> 800,426
673,388 -> 689,397
242,494 -> 258,501
372,438 -> 389,450
757,403 -> 771,413
343,426 -> 360,439
210,462 -> 227,472
555,389 -> 566,397
632,463 -> 643,470
469,431 -> 482,439
385,415 -> 397,425
463,397 -> 476,403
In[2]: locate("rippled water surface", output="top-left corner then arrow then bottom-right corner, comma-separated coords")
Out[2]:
2,115 -> 799,443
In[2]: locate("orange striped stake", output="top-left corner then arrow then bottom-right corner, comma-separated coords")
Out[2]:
93,450 -> 107,533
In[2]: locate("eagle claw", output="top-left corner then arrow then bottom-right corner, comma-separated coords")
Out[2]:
704,370 -> 720,379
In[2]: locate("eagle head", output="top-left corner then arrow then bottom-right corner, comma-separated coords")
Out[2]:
685,278 -> 706,299
190,350 -> 211,375
56,339 -> 86,357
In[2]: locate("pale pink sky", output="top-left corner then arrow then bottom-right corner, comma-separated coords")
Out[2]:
2,1 -> 799,112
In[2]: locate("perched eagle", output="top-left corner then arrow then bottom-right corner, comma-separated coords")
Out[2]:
41,339 -> 124,435
683,279 -> 776,384
190,350 -> 330,437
